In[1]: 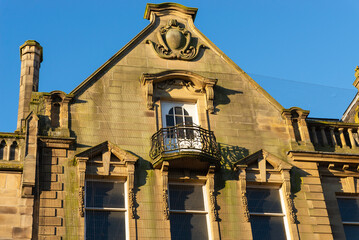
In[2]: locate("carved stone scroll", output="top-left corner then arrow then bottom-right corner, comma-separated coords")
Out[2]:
281,170 -> 295,223
238,166 -> 249,222
161,161 -> 170,220
207,165 -> 217,220
140,70 -> 217,113
127,162 -> 136,219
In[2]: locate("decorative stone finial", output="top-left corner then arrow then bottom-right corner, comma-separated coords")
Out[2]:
355,66 -> 359,79
353,66 -> 359,91
144,3 -> 198,21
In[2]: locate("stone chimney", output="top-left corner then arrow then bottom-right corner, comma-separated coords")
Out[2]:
17,40 -> 43,130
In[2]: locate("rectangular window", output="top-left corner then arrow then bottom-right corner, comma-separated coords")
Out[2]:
247,188 -> 289,240
169,183 -> 210,240
85,180 -> 127,240
337,197 -> 359,238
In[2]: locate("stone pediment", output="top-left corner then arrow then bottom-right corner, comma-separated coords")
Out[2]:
236,149 -> 292,171
76,141 -> 138,177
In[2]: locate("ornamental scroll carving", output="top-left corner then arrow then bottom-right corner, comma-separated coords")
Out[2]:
146,19 -> 205,61
161,161 -> 170,220
140,70 -> 217,113
238,167 -> 250,222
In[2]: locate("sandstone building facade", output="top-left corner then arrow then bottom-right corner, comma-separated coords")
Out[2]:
1,3 -> 359,240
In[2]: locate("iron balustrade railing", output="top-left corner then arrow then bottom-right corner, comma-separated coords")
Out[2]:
150,124 -> 221,161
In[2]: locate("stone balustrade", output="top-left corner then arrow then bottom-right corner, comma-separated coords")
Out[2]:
307,119 -> 359,151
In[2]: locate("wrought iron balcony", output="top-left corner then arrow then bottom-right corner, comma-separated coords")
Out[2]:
150,124 -> 221,168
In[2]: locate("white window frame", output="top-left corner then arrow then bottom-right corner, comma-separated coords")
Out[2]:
161,101 -> 199,127
84,179 -> 129,240
247,186 -> 291,240
168,182 -> 212,240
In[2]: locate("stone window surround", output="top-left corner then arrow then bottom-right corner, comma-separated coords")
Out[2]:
160,162 -> 220,239
236,149 -> 300,240
76,141 -> 138,240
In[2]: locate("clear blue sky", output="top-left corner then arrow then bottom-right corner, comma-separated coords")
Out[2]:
1,0 -> 358,132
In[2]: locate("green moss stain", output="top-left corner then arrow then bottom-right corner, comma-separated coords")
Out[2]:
64,159 -> 79,239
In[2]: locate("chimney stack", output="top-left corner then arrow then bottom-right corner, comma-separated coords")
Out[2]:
17,40 -> 43,130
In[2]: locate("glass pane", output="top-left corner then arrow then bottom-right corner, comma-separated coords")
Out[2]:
176,116 -> 183,125
183,108 -> 189,115
247,188 -> 282,213
185,116 -> 193,125
250,215 -> 287,240
338,198 -> 359,222
175,107 -> 182,115
86,210 -> 125,240
166,115 -> 174,127
169,108 -> 174,114
170,213 -> 208,240
86,181 -> 124,208
343,225 -> 359,239
169,184 -> 204,211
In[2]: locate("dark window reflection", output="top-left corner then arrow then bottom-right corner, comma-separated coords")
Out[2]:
250,215 -> 286,240
343,225 -> 359,239
86,210 -> 125,240
247,188 -> 282,213
170,213 -> 208,240
338,198 -> 359,222
86,181 -> 124,208
169,184 -> 204,211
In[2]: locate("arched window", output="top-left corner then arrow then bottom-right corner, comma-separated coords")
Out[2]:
166,106 -> 193,127
51,102 -> 61,128
0,140 -> 5,160
9,141 -> 18,161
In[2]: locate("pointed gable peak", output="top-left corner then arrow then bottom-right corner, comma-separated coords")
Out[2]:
144,2 -> 198,21
236,149 -> 292,171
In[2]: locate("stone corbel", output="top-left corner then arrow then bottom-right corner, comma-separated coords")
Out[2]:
126,161 -> 136,219
77,157 -> 88,217
281,170 -> 296,223
237,166 -> 249,222
207,165 -> 217,220
141,79 -> 154,110
161,161 -> 169,220
205,84 -> 215,114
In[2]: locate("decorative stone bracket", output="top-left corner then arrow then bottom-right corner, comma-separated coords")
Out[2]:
140,70 -> 217,113
206,165 -> 218,221
161,161 -> 170,220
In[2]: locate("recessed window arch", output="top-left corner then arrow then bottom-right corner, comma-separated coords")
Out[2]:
0,140 -> 6,160
166,106 -> 193,127
9,141 -> 18,161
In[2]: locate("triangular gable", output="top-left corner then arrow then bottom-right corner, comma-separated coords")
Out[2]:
68,3 -> 284,112
76,141 -> 138,178
236,149 -> 292,183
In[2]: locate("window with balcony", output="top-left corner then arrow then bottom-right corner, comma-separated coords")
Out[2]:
85,180 -> 127,240
337,197 -> 359,238
169,183 -> 210,240
247,187 -> 289,240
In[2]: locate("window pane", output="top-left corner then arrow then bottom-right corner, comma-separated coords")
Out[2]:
343,225 -> 359,239
338,198 -> 359,222
86,181 -> 124,208
169,184 -> 204,211
166,115 -> 174,127
175,107 -> 182,115
247,188 -> 282,213
170,213 -> 208,240
86,210 -> 125,240
176,116 -> 183,125
185,116 -> 193,125
250,215 -> 287,240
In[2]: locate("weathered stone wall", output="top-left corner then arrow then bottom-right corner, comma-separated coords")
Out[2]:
0,172 -> 33,239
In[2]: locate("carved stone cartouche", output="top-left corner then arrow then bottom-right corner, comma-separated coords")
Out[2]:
146,19 -> 205,61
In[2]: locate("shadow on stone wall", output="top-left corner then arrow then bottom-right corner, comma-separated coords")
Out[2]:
213,85 -> 243,113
